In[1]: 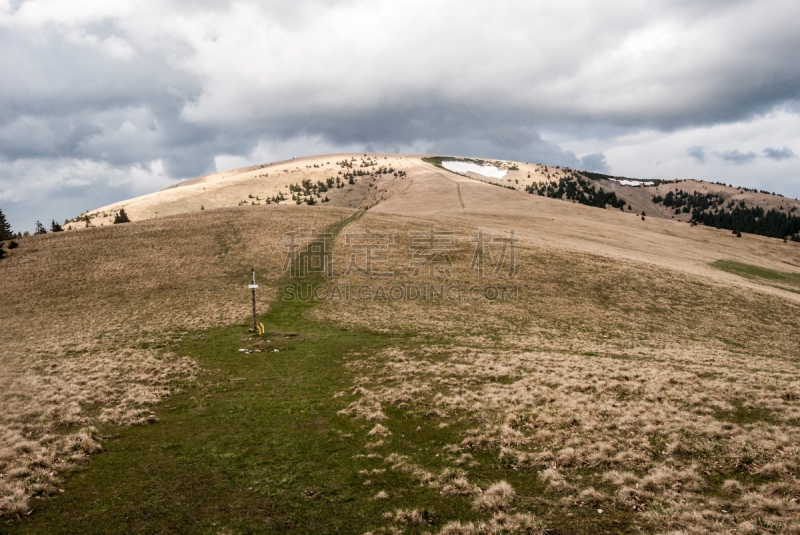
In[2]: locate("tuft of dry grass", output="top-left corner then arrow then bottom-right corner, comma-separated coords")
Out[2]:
472,480 -> 516,512
368,424 -> 392,437
437,512 -> 544,535
383,508 -> 429,525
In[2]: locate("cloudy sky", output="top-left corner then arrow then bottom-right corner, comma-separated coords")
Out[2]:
1,0 -> 799,231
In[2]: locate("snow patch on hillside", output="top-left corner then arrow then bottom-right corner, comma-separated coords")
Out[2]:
610,178 -> 655,187
443,161 -> 507,179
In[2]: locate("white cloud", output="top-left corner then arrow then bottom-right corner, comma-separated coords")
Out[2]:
0,157 -> 171,202
561,108 -> 800,197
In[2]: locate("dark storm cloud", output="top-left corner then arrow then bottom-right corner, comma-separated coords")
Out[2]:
2,0 -> 800,231
4,0 -> 798,173
763,146 -> 795,161
687,146 -> 706,163
579,153 -> 610,173
716,150 -> 758,165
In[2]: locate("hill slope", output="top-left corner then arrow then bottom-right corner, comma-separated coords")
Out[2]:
75,154 -> 800,243
2,155 -> 800,533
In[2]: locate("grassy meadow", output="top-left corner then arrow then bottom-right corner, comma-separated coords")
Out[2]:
2,203 -> 800,534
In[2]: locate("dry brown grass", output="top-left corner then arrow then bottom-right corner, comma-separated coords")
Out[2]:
0,205 -> 346,519
3,158 -> 800,531
322,210 -> 800,532
340,340 -> 800,532
82,154 -> 419,225
472,480 -> 516,512
0,350 -> 195,518
1,205 -> 346,350
436,512 -> 544,535
315,211 -> 800,358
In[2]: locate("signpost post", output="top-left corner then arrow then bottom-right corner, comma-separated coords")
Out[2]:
249,268 -> 258,332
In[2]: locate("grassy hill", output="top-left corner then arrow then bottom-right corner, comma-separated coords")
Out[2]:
71,154 -> 800,243
2,155 -> 800,533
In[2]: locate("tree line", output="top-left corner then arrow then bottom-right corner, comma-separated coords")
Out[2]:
526,175 -> 627,210
692,206 -> 800,241
652,190 -> 725,214
650,190 -> 800,241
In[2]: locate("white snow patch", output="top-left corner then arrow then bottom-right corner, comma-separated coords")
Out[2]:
442,160 -> 507,179
610,178 -> 655,187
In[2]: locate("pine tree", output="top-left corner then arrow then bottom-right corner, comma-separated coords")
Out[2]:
0,208 -> 11,240
51,220 -> 63,232
113,209 -> 131,224
35,221 -> 47,235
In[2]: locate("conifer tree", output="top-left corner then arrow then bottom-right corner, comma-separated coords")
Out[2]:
113,208 -> 131,224
0,208 -> 11,240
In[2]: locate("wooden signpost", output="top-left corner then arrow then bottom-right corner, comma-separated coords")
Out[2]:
249,268 -> 258,332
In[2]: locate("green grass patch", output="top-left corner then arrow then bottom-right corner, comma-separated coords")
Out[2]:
715,401 -> 778,426
712,260 -> 800,294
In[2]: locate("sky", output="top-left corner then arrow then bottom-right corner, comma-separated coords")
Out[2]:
1,0 -> 799,232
